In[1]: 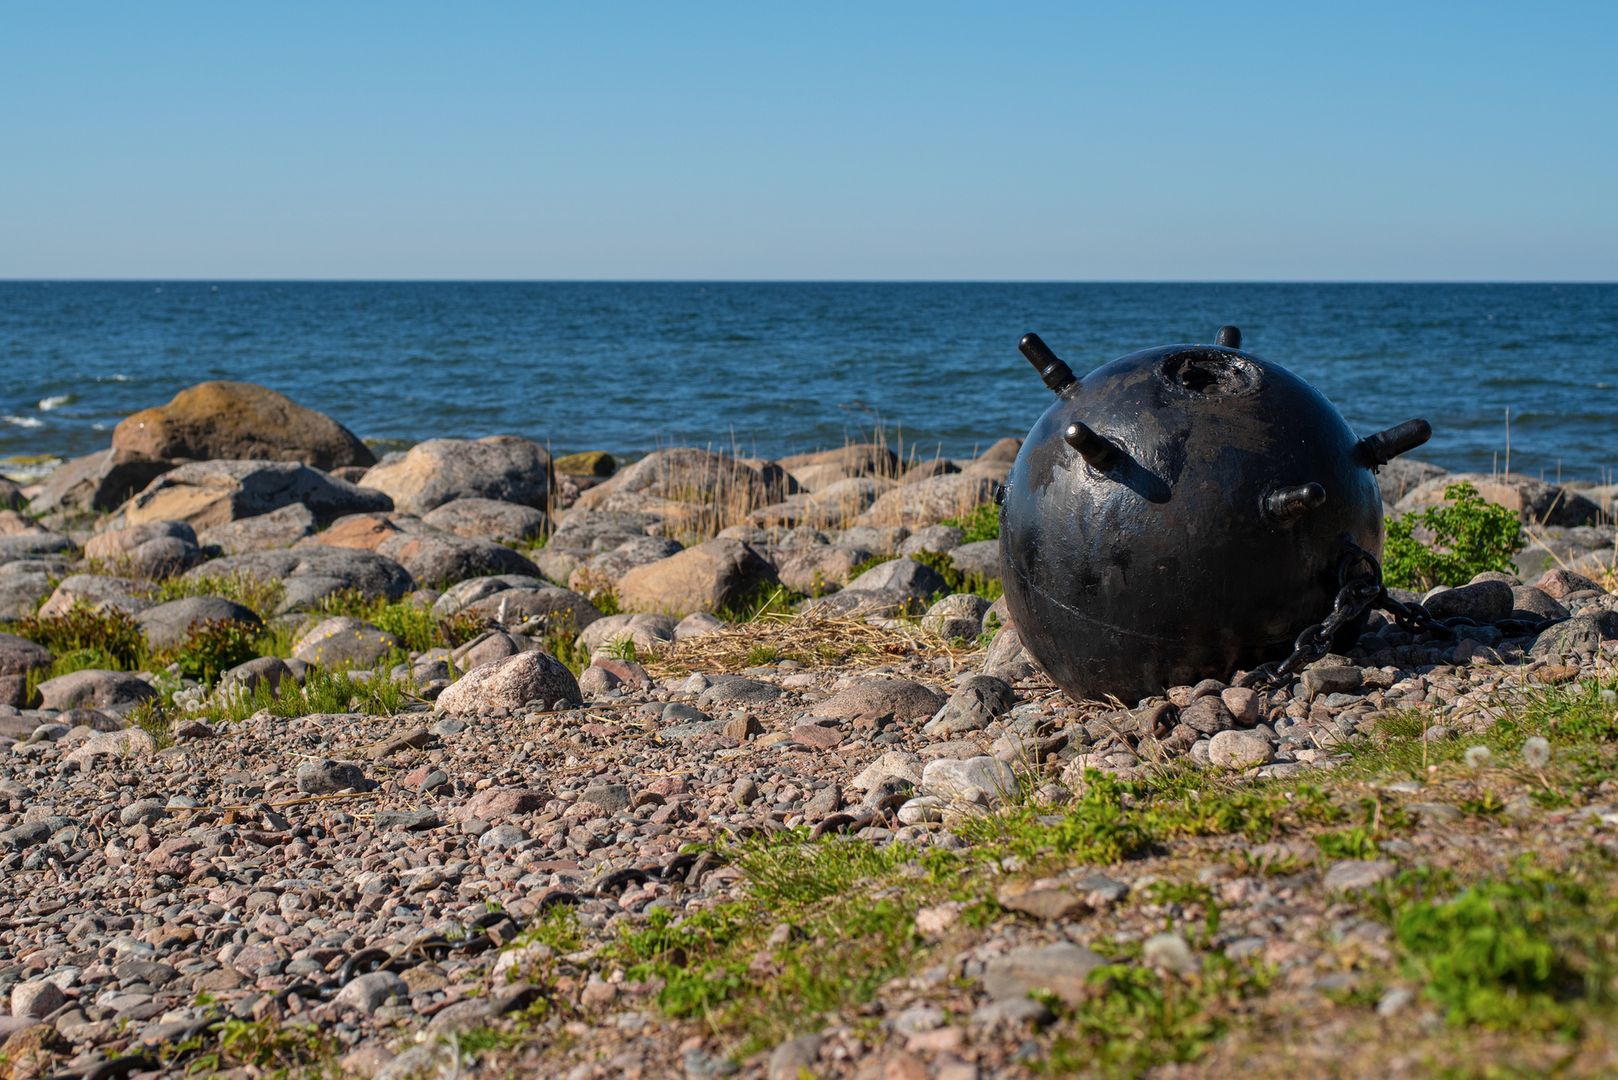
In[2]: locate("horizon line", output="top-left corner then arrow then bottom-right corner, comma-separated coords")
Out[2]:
2,277 -> 1615,286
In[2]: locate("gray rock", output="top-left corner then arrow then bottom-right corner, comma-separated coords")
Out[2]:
981,943 -> 1106,1006
136,596 -> 262,650
435,650 -> 582,715
36,669 -> 157,711
11,977 -> 66,1019
1142,932 -> 1199,974
578,612 -> 678,656
38,573 -> 151,618
296,759 -> 370,794
982,623 -> 1037,682
29,447 -> 175,518
333,970 -> 409,1014
1323,858 -> 1397,891
899,524 -> 965,556
1208,729 -> 1273,769
422,497 -> 548,544
221,655 -> 295,694
921,592 -> 992,641
577,783 -> 632,815
198,502 -> 319,553
0,632 -> 50,708
925,674 -> 1015,735
842,557 -> 948,606
674,611 -> 725,641
921,755 -> 1017,807
810,678 -> 945,726
1421,580 -> 1514,623
1300,665 -> 1363,701
360,435 -> 553,514
292,617 -> 402,669
1509,585 -> 1569,622
1532,613 -> 1618,657
121,459 -> 392,529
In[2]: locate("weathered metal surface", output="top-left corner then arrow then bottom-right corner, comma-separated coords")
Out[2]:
1000,326 -> 1430,703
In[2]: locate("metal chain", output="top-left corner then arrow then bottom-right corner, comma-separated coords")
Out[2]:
1238,541 -> 1568,692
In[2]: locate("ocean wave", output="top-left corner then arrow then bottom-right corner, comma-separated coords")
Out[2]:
96,373 -> 132,383
38,393 -> 76,411
2,415 -> 44,429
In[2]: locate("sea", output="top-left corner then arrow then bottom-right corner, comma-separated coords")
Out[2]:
1,282 -> 1614,483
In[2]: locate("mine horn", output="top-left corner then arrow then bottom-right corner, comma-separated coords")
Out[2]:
1215,325 -> 1242,348
1264,482 -> 1326,523
1020,332 -> 1078,394
1355,418 -> 1432,468
1063,421 -> 1118,468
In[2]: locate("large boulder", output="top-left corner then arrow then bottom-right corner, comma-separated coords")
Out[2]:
360,436 -> 552,514
546,510 -> 663,554
38,574 -> 152,618
431,573 -> 605,631
0,559 -> 64,619
574,448 -> 796,515
135,596 -> 263,650
112,381 -> 375,470
855,474 -> 1000,529
0,632 -> 51,708
197,503 -> 318,554
422,498 -> 548,544
183,548 -> 413,613
28,448 -> 174,519
121,460 -> 392,529
774,544 -> 874,596
435,651 -> 581,715
292,616 -> 402,669
83,520 -> 205,579
615,538 -> 778,616
576,612 -> 678,656
36,669 -> 156,711
1397,473 -> 1600,527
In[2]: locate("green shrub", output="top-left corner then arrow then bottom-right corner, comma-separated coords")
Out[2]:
159,619 -> 262,682
1391,863 -> 1613,1032
1383,481 -> 1524,590
12,604 -> 146,670
943,502 -> 1001,543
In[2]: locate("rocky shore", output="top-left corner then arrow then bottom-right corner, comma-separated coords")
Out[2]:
2,381 -> 1617,1079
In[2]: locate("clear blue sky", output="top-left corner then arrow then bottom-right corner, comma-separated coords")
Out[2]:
3,2 -> 1613,280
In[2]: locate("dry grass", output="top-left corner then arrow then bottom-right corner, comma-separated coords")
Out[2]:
643,603 -> 979,678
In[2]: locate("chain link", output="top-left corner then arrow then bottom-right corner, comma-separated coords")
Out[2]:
1238,541 -> 1568,692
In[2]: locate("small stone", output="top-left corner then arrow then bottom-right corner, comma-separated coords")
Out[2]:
11,978 -> 65,1019
1142,932 -> 1198,974
1323,858 -> 1396,892
1220,686 -> 1261,725
921,756 -> 1017,808
897,796 -> 945,825
981,943 -> 1106,1006
295,759 -> 369,794
333,971 -> 409,1015
577,783 -> 632,815
1208,729 -> 1273,769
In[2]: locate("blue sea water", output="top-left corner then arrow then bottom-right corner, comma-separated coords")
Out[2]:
1,281 -> 1614,482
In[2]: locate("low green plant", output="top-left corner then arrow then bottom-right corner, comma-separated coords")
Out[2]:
1047,953 -> 1272,1077
153,572 -> 285,619
1383,481 -> 1524,590
159,619 -> 262,682
716,581 -> 805,623
315,590 -> 486,652
943,502 -> 1001,543
11,603 -> 145,670
1387,860 -> 1617,1033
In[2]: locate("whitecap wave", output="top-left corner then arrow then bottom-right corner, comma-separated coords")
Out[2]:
0,456 -> 61,483
96,373 -> 132,383
38,394 -> 75,411
2,415 -> 44,429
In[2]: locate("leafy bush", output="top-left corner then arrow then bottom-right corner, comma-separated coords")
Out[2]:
943,502 -> 1000,543
1384,482 -> 1524,590
159,619 -> 262,682
12,604 -> 146,670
